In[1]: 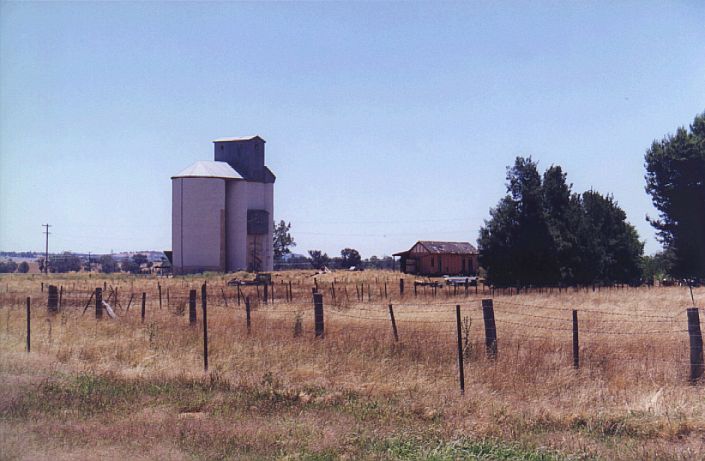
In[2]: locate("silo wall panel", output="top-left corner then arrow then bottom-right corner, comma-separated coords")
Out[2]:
176,178 -> 225,273
226,180 -> 248,272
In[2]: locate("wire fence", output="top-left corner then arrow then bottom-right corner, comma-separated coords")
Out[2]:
1,277 -> 703,392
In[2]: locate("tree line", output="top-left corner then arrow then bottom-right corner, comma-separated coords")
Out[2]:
479,111 -> 704,286
273,220 -> 394,271
478,157 -> 643,287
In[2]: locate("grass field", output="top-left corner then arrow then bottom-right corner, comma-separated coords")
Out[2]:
0,271 -> 703,460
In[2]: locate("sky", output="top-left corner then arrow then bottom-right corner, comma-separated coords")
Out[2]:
1,1 -> 704,258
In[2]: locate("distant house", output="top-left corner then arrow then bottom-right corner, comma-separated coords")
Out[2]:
393,241 -> 479,276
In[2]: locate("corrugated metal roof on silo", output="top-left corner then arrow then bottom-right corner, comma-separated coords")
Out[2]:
171,161 -> 243,179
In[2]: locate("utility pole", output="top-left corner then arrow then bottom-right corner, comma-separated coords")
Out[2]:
42,224 -> 51,274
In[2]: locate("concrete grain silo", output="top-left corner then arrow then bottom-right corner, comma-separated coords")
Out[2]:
172,136 -> 275,274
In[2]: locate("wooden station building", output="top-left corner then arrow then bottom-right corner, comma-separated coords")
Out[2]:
393,241 -> 479,276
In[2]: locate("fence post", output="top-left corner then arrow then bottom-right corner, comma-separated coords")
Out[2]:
47,285 -> 58,313
158,283 -> 162,310
388,304 -> 399,342
313,292 -> 324,338
202,283 -> 208,372
26,297 -> 31,353
59,286 -> 63,309
481,299 -> 497,359
189,289 -> 197,325
141,292 -> 146,323
95,287 -> 103,319
263,283 -> 269,305
687,307 -> 704,383
572,309 -> 579,369
455,305 -> 465,395
245,297 -> 251,334
221,288 -> 228,308
399,278 -> 404,296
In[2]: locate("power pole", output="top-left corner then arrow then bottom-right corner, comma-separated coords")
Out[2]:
42,224 -> 51,274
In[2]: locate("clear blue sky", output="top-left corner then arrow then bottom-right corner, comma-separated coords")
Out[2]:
1,1 -> 703,258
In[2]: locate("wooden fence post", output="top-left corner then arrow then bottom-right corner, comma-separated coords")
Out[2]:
245,297 -> 251,334
572,309 -> 579,369
687,307 -> 704,383
202,283 -> 208,372
95,288 -> 103,319
263,283 -> 269,305
399,278 -> 404,296
141,292 -> 146,323
158,283 -> 162,310
388,304 -> 399,342
47,285 -> 58,313
313,292 -> 324,338
481,299 -> 497,359
59,286 -> 63,310
26,297 -> 30,353
189,289 -> 197,325
455,305 -> 465,395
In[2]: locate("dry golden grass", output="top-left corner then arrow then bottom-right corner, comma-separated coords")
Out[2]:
0,271 -> 704,460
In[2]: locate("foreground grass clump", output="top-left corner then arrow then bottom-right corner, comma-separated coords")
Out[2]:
1,271 -> 704,460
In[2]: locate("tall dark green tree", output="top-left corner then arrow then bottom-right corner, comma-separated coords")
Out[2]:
542,165 -> 577,283
479,157 -> 557,286
576,191 -> 643,284
644,111 -> 705,279
478,196 -> 519,286
479,157 -> 644,286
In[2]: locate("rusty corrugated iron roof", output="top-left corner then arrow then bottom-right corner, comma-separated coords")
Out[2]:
394,241 -> 478,256
418,241 -> 477,254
